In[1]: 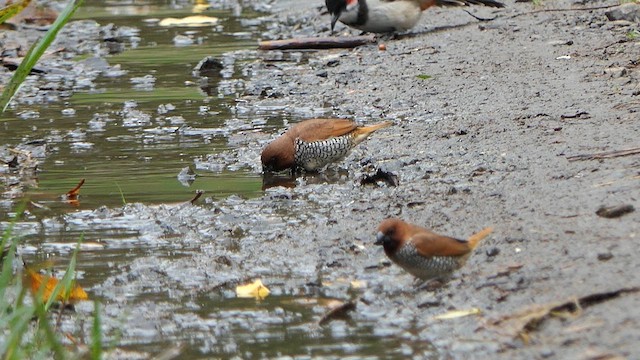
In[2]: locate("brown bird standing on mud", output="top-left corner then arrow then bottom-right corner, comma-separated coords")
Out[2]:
261,118 -> 392,172
326,0 -> 505,33
375,218 -> 493,281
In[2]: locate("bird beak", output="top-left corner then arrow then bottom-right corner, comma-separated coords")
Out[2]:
331,12 -> 340,32
375,231 -> 387,246
262,163 -> 274,173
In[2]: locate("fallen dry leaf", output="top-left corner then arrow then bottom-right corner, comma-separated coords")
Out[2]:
65,178 -> 85,206
235,279 -> 270,299
318,299 -> 357,325
434,308 -> 481,320
350,280 -> 367,289
25,267 -> 88,303
486,287 -> 640,341
596,204 -> 635,219
158,15 -> 218,27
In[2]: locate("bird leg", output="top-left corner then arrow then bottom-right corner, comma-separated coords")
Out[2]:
414,278 -> 445,291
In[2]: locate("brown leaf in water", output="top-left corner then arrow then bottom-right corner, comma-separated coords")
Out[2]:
65,178 -> 85,206
66,178 -> 85,198
24,264 -> 89,303
318,299 -> 357,325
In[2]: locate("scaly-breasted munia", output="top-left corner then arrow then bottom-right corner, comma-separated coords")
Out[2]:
375,218 -> 493,281
261,118 -> 392,172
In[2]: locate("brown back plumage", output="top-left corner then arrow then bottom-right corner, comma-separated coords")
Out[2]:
290,118 -> 358,142
378,218 -> 492,257
407,224 -> 472,257
261,118 -> 392,172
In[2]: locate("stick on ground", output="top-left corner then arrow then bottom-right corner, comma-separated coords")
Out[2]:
566,147 -> 640,161
258,36 -> 376,51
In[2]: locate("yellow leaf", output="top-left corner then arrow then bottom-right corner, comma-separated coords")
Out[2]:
350,280 -> 367,289
25,268 -> 88,303
235,279 -> 270,299
158,15 -> 218,27
433,308 -> 481,320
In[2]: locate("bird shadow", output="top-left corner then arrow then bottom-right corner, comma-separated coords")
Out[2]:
392,12 -> 500,40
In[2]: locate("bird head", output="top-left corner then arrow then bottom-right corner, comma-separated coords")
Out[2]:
261,136 -> 295,173
325,0 -> 358,32
375,218 -> 406,254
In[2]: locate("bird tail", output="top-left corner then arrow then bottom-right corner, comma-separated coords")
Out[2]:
435,0 -> 505,8
467,227 -> 493,250
352,121 -> 393,143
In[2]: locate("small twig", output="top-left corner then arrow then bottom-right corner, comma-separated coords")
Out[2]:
29,201 -> 51,211
463,9 -> 497,22
560,111 -> 589,119
189,190 -> 204,205
594,38 -> 629,51
258,35 -> 376,51
566,147 -> 640,161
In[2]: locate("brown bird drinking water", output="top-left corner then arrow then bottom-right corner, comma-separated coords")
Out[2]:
261,118 -> 392,172
375,218 -> 493,281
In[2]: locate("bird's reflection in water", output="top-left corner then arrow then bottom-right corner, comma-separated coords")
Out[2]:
261,169 -> 350,190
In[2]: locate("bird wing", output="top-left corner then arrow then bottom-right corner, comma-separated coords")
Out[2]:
292,119 -> 358,142
411,231 -> 471,257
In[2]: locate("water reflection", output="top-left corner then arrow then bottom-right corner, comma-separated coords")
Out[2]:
2,0 -> 268,216
261,170 -> 352,191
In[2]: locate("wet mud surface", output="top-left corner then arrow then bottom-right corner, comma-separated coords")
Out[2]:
3,0 -> 640,358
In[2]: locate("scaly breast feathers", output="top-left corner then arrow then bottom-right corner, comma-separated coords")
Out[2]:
294,136 -> 355,171
392,244 -> 463,280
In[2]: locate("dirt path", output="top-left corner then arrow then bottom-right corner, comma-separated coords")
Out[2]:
235,0 -> 640,358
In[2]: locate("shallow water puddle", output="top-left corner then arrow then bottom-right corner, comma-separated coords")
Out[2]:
0,0 -> 273,254
0,1 -> 429,358
1,0 -> 267,216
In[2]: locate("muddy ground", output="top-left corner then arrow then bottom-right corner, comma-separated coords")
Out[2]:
3,0 -> 640,359
229,0 -> 640,357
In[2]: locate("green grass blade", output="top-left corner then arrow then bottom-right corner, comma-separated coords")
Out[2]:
0,0 -> 84,113
0,204 -> 25,300
115,182 -> 127,205
33,301 -> 66,360
91,302 -> 102,359
3,305 -> 36,360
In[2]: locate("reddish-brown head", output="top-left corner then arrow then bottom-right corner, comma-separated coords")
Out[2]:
261,135 -> 295,172
375,218 -> 410,255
